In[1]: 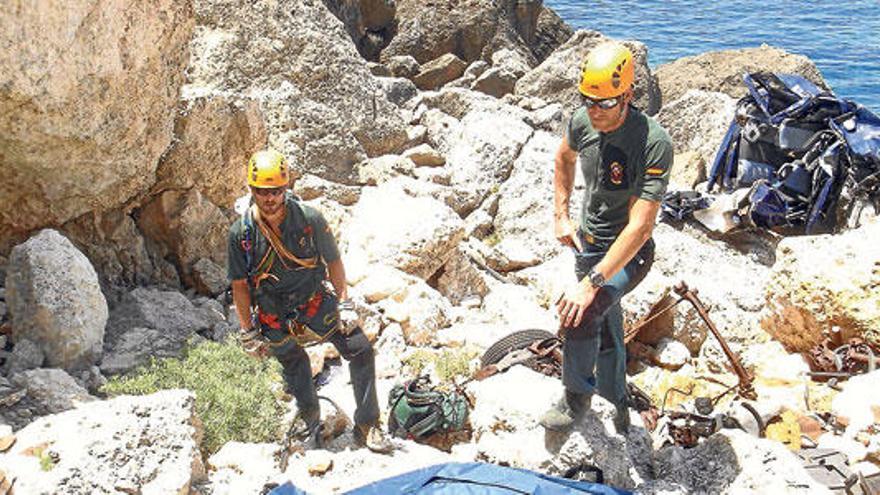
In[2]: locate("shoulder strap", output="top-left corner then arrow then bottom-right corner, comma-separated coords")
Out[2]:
290,199 -> 326,264
251,203 -> 319,270
242,210 -> 254,275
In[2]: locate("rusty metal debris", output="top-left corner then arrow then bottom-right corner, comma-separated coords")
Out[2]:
480,281 -> 761,448
805,337 -> 880,391
644,384 -> 766,449
624,281 -> 756,400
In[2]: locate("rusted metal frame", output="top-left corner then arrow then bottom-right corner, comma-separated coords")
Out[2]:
673,282 -> 756,400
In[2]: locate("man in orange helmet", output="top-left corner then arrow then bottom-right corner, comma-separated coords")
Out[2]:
541,42 -> 673,434
227,149 -> 392,453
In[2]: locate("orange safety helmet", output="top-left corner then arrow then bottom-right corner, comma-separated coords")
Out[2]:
578,42 -> 635,100
247,149 -> 289,188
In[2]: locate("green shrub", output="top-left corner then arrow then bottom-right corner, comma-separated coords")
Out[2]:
434,348 -> 479,382
101,338 -> 284,455
401,347 -> 479,383
402,349 -> 434,376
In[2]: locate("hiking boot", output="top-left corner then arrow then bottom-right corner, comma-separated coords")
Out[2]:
614,405 -> 631,435
353,422 -> 393,454
540,390 -> 591,432
289,409 -> 323,450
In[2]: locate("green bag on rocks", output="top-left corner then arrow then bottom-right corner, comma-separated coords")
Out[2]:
387,376 -> 469,440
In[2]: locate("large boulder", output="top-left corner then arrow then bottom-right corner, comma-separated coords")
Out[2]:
153,94 -> 268,208
761,218 -> 880,353
102,288 -> 214,374
515,30 -> 661,116
187,0 -> 408,184
655,45 -> 828,106
0,0 -> 195,253
380,0 -> 539,67
0,389 -> 205,494
6,230 -> 108,371
342,182 -> 467,280
655,90 -> 737,184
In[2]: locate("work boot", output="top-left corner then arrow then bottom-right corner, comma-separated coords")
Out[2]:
614,405 -> 631,434
540,390 -> 591,431
290,408 -> 324,450
301,419 -> 325,450
353,422 -> 393,454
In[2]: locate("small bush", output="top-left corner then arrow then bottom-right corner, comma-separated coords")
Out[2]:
434,348 -> 479,382
401,347 -> 479,383
102,338 -> 284,455
402,349 -> 434,376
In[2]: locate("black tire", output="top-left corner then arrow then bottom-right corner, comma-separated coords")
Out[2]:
480,329 -> 557,368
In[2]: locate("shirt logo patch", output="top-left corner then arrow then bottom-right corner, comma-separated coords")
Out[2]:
609,161 -> 624,185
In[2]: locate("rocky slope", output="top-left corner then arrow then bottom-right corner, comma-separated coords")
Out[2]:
1,1 -> 879,494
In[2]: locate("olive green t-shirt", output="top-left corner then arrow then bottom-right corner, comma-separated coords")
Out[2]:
227,194 -> 339,315
566,105 -> 674,247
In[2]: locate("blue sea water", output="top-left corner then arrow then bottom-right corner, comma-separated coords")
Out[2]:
545,0 -> 880,112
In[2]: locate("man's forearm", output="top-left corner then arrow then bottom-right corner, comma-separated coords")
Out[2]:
554,154 -> 575,220
326,259 -> 348,301
231,280 -> 254,329
590,220 -> 652,284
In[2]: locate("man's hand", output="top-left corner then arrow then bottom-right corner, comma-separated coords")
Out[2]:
555,216 -> 583,252
239,327 -> 267,358
556,281 -> 597,329
338,300 -> 361,336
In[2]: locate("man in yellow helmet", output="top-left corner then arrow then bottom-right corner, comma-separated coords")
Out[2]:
541,42 -> 673,434
227,149 -> 393,453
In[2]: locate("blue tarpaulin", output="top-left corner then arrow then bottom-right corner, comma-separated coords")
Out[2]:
270,462 -> 632,495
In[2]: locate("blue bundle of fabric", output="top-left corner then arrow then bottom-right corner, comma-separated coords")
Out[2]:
706,72 -> 880,233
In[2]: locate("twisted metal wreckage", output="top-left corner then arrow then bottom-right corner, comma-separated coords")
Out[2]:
475,281 -> 880,495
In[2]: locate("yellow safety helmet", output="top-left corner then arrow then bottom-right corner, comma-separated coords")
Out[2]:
578,42 -> 635,100
247,149 -> 289,188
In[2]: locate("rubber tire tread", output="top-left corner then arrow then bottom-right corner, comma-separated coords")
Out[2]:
480,329 -> 556,368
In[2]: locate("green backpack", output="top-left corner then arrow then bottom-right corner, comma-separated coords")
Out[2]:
387,376 -> 470,440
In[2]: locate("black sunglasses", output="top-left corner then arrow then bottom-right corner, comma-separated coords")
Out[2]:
582,95 -> 621,110
252,187 -> 285,197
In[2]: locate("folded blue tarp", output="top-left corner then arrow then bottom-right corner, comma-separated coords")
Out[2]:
270,462 -> 632,495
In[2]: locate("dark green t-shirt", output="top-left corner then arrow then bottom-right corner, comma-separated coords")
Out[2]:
227,194 -> 340,315
566,105 -> 674,247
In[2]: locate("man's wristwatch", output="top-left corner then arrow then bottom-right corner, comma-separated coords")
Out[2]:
587,267 -> 606,288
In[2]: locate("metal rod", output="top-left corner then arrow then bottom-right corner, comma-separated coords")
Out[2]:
674,281 -> 756,399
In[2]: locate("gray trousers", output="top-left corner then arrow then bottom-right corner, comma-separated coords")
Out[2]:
562,237 -> 654,409
269,327 -> 379,426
